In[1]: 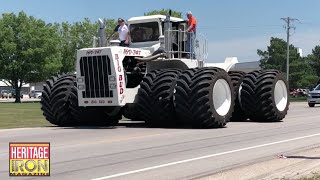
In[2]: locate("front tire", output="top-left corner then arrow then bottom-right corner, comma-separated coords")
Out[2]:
41,74 -> 122,126
41,74 -> 69,125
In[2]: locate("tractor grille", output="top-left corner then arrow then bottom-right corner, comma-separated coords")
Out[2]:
79,55 -> 113,98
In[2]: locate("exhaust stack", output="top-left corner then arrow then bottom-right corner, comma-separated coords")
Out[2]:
164,10 -> 172,58
98,18 -> 106,47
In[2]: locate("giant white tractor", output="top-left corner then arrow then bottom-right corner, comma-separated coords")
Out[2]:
40,11 -> 289,128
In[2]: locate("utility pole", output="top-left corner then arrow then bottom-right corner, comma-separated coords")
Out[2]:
281,17 -> 299,83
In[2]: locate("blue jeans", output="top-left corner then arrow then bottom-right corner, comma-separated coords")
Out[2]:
119,40 -> 129,47
186,31 -> 196,58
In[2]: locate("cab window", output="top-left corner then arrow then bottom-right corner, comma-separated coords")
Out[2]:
130,22 -> 159,43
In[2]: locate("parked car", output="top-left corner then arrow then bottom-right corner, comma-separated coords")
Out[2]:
29,90 -> 42,98
1,90 -> 12,98
307,84 -> 320,107
11,89 -> 23,99
290,89 -> 305,97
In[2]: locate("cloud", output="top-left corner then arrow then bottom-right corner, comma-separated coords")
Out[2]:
206,30 -> 320,63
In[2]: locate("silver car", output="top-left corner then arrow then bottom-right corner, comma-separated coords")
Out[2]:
307,84 -> 320,107
29,90 -> 42,98
1,90 -> 12,98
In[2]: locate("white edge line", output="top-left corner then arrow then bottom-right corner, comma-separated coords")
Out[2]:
91,133 -> 320,180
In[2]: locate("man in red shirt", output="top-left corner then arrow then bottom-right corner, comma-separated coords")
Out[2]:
186,11 -> 196,34
186,11 -> 196,59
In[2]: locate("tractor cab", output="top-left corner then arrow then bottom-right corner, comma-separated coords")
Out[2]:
126,15 -> 189,55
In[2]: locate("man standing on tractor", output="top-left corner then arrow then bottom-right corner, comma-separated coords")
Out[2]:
186,11 -> 197,59
117,18 -> 129,47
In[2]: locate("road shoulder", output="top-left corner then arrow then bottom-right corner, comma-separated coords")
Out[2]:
197,145 -> 320,180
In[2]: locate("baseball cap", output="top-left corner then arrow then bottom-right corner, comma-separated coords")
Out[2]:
186,11 -> 192,15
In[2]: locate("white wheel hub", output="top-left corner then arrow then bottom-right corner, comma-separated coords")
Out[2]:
212,79 -> 232,116
274,80 -> 288,112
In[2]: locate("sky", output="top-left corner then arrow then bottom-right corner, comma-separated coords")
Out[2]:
1,0 -> 320,63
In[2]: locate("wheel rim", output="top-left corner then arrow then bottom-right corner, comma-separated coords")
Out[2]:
274,80 -> 288,112
212,79 -> 232,116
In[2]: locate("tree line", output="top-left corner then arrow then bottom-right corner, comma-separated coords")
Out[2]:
258,37 -> 320,90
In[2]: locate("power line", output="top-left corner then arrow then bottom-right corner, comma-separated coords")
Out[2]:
198,25 -> 283,30
281,17 -> 300,84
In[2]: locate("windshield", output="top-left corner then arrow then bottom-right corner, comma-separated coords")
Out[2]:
315,85 -> 320,90
130,22 -> 159,43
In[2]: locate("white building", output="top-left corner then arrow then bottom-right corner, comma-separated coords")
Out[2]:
297,47 -> 303,57
0,80 -> 29,94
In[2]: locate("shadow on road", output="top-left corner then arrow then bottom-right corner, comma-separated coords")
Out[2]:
231,120 -> 283,124
44,118 -> 288,130
49,121 -> 229,130
46,125 -> 117,130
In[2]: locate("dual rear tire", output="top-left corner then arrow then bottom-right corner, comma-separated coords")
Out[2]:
240,70 -> 289,122
174,68 -> 235,128
136,68 -> 289,128
135,69 -> 182,127
136,67 -> 235,128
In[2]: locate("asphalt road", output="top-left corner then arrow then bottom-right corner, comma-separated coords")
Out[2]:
0,102 -> 320,180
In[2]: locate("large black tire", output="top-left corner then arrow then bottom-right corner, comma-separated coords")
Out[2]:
135,69 -> 181,127
40,74 -> 69,125
228,71 -> 248,122
49,74 -> 80,126
41,74 -> 122,126
240,70 -> 289,122
174,67 -> 235,128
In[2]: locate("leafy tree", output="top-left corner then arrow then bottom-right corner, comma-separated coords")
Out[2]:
0,11 -> 62,102
308,45 -> 320,77
258,37 -> 300,73
57,18 -> 117,74
257,37 -> 318,89
289,57 -> 318,89
144,8 -> 182,18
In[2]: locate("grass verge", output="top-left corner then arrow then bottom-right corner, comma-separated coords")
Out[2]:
0,102 -> 50,129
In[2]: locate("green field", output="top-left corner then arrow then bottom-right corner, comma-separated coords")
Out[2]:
0,103 -> 51,129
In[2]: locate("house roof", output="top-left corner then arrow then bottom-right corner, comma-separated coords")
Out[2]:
0,80 -> 30,87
